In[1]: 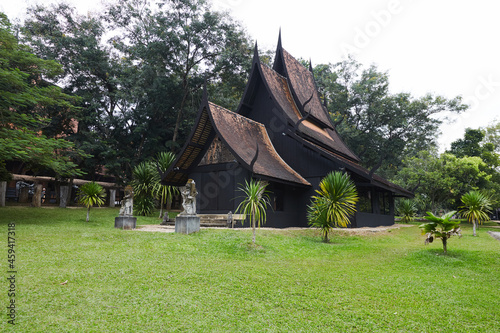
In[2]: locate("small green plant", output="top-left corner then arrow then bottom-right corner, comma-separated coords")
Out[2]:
307,171 -> 358,242
235,179 -> 271,244
419,211 -> 461,254
154,152 -> 179,219
459,190 -> 492,236
78,182 -> 106,222
397,199 -> 417,223
131,162 -> 158,216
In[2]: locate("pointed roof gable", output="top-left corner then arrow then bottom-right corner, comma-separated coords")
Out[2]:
162,98 -> 310,187
208,103 -> 310,187
259,59 -> 360,162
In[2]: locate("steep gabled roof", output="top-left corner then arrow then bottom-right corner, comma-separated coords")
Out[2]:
272,33 -> 333,129
259,56 -> 360,162
162,97 -> 310,187
208,103 -> 310,187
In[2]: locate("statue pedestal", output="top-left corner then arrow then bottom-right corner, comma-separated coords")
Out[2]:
115,216 -> 137,230
175,215 -> 200,234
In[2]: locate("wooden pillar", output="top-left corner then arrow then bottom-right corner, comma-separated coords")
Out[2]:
109,189 -> 116,208
59,186 -> 69,208
32,183 -> 42,208
0,181 -> 6,207
18,187 -> 29,203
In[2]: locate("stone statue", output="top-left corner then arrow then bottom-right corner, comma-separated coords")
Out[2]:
119,185 -> 134,217
179,179 -> 198,216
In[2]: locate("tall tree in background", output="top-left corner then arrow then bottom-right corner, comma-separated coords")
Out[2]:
104,0 -> 252,147
21,0 -> 252,183
312,57 -> 468,178
22,3 -> 127,180
394,150 -> 493,213
0,13 -> 84,179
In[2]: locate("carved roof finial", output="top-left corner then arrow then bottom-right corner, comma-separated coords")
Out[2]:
252,41 -> 259,64
202,78 -> 208,103
277,27 -> 282,50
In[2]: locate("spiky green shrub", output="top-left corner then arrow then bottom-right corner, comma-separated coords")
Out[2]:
131,162 -> 157,216
235,179 -> 271,244
419,211 -> 461,254
154,152 -> 179,219
78,182 -> 106,222
459,191 -> 492,236
397,199 -> 417,223
308,171 -> 358,242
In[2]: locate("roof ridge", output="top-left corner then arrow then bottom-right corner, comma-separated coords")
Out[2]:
208,101 -> 265,128
259,61 -> 287,80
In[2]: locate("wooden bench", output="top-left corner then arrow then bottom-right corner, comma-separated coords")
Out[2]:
198,213 -> 246,228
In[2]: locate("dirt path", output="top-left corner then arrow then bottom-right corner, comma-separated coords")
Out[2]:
134,223 -> 415,234
489,231 -> 500,242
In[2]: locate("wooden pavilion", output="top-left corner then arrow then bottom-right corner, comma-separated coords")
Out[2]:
162,35 -> 413,228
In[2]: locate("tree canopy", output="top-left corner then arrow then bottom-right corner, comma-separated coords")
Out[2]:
20,0 -> 252,183
312,57 -> 468,178
0,13 -> 84,179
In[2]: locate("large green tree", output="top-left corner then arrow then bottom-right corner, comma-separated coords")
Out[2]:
312,58 -> 468,178
394,150 -> 493,213
0,13 -> 84,179
21,0 -> 252,183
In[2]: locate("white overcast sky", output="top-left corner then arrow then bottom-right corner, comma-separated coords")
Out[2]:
2,0 -> 499,151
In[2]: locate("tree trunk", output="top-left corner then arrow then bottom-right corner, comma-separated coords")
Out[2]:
59,186 -> 69,208
32,183 -> 42,208
55,182 -> 61,205
19,187 -> 29,203
252,213 -> 256,244
159,198 -> 164,219
473,219 -> 477,236
109,189 -> 116,208
67,178 -> 74,206
442,237 -> 447,255
86,207 -> 90,222
324,230 -> 329,243
0,181 -> 6,207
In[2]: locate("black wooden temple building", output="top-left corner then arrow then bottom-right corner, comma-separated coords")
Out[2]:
162,36 -> 413,228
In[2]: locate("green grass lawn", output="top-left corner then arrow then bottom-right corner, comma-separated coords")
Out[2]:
1,206 -> 500,332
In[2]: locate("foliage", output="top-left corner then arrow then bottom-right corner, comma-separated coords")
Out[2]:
312,57 -> 467,177
459,191 -> 492,236
394,150 -> 493,213
0,13 -> 85,178
235,179 -> 271,244
448,127 -> 500,168
397,199 -> 417,223
131,152 -> 179,217
308,171 -> 358,242
21,1 -> 252,182
154,151 -> 179,218
131,162 -> 158,216
419,211 -> 462,254
483,121 -> 500,154
78,181 -> 106,222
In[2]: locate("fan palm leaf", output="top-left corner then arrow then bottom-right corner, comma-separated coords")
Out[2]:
308,171 -> 358,242
78,181 -> 106,222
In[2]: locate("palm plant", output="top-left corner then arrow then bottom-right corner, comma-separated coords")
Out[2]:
397,199 -> 417,223
307,171 -> 358,242
235,179 -> 271,244
154,152 -> 179,219
419,211 -> 461,254
78,182 -> 106,222
459,191 -> 492,236
131,162 -> 158,216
